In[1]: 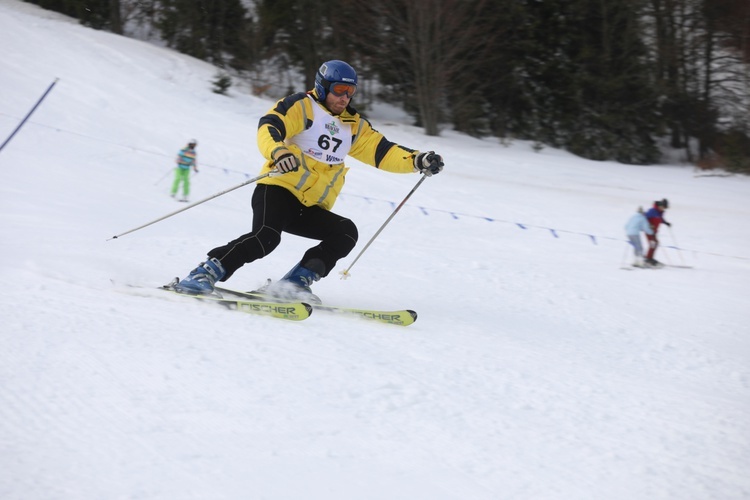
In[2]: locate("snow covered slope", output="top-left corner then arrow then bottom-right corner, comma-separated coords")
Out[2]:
1,1 -> 749,498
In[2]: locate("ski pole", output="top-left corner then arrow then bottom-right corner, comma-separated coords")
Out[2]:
667,226 -> 688,266
340,174 -> 428,279
154,168 -> 174,186
660,240 -> 674,265
108,170 -> 278,240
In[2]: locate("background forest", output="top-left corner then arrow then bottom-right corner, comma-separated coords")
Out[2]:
25,0 -> 750,171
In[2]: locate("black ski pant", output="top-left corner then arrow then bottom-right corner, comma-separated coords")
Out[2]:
207,184 -> 358,281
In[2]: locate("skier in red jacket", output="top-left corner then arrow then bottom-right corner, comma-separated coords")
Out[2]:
644,198 -> 671,267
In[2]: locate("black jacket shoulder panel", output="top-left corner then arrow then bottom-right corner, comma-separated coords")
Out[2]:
274,92 -> 308,115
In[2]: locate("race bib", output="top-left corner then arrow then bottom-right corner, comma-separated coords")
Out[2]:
289,95 -> 352,164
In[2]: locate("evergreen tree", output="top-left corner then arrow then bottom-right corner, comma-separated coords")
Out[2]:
155,0 -> 252,70
490,0 -> 660,164
256,0 -> 339,90
23,0 -> 120,31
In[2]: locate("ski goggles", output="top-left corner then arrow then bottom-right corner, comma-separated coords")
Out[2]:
328,82 -> 357,98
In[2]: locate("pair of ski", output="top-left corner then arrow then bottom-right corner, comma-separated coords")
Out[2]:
161,281 -> 417,326
621,263 -> 693,270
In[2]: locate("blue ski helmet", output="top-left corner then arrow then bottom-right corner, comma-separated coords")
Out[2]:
314,60 -> 358,100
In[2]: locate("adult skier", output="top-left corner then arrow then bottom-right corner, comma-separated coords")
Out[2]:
172,60 -> 444,301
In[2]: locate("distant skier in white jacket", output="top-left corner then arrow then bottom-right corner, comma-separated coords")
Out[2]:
624,207 -> 654,267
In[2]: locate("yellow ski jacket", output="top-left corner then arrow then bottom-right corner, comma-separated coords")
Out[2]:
257,90 -> 419,210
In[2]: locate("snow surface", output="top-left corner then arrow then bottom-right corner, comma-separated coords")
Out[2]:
1,1 -> 749,498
